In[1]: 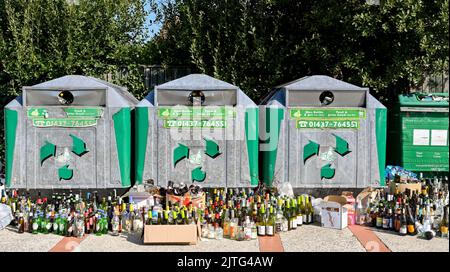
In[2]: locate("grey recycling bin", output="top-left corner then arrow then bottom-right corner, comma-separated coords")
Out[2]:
4,75 -> 138,189
259,75 -> 387,188
135,74 -> 259,187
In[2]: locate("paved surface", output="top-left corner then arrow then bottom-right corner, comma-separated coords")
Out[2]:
78,231 -> 260,252
373,229 -> 449,252
348,225 -> 391,252
0,227 -> 62,252
0,224 -> 448,252
279,223 -> 366,252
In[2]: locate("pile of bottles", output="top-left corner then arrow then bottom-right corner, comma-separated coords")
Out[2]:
197,188 -> 315,241
355,176 -> 449,240
1,190 -> 144,237
1,186 -> 315,240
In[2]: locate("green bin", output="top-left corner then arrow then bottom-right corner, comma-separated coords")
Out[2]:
390,93 -> 449,176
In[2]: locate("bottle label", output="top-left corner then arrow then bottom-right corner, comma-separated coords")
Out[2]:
297,215 -> 303,226
441,226 -> 448,235
59,223 -> 65,231
53,223 -> 58,232
407,224 -> 415,234
266,226 -> 274,235
275,222 -> 282,233
376,217 -> 383,227
302,214 -> 307,223
257,225 -> 266,235
230,225 -> 236,239
223,222 -> 230,236
46,223 -> 52,230
382,218 -> 389,229
244,227 -> 252,239
32,223 -> 39,231
399,226 -> 407,235
307,214 -> 312,223
289,220 -> 296,229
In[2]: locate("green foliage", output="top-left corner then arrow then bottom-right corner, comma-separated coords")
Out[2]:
0,0 -> 148,163
149,0 -> 449,102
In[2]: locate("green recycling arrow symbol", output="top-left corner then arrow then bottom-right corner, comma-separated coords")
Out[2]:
191,167 -> 206,182
58,165 -> 73,180
303,140 -> 320,164
173,139 -> 221,182
321,164 -> 335,179
40,141 -> 56,166
302,134 -> 351,181
333,134 -> 351,156
204,138 -> 221,158
173,144 -> 190,167
39,134 -> 89,181
70,134 -> 89,156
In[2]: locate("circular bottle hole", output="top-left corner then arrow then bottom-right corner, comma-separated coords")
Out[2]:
319,91 -> 334,106
188,90 -> 205,105
57,90 -> 74,105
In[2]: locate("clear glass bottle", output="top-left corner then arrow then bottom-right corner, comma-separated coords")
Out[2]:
214,222 -> 223,240
111,211 -> 120,236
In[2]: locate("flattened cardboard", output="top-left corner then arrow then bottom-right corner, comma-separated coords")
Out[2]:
389,181 -> 421,197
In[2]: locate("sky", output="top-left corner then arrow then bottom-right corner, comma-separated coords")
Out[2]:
144,1 -> 163,39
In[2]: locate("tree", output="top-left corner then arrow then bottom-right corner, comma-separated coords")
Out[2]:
149,0 -> 449,102
0,0 -> 148,163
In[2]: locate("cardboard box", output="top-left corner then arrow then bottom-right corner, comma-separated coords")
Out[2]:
143,224 -> 199,245
356,187 -> 380,209
389,181 -> 421,197
321,196 -> 348,230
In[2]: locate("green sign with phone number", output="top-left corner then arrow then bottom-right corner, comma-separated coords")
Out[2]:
290,108 -> 366,120
296,120 -> 359,129
158,107 -> 235,119
163,119 -> 227,128
32,118 -> 98,127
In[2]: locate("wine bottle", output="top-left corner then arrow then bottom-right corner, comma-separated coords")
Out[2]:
17,213 -> 25,233
296,196 -> 303,226
257,205 -> 266,236
399,208 -> 408,236
406,205 -> 416,236
440,205 -> 448,238
266,206 -> 275,236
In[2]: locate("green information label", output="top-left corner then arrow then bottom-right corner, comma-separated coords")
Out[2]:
63,107 -> 103,118
33,118 -> 98,128
290,108 -> 366,120
296,120 -> 359,129
158,107 -> 235,119
163,119 -> 227,128
27,107 -> 103,128
27,108 -> 49,118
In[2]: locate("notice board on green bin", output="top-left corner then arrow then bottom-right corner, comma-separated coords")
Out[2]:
399,111 -> 449,172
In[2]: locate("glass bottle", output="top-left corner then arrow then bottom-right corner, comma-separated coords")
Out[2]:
17,213 -> 25,234
266,206 -> 275,236
257,206 -> 266,236
111,211 -> 120,236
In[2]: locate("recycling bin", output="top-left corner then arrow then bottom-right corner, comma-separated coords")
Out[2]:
135,74 -> 259,187
259,75 -> 387,188
389,93 -> 449,175
4,75 -> 138,189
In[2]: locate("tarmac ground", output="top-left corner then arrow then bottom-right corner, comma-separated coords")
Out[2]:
0,223 -> 448,252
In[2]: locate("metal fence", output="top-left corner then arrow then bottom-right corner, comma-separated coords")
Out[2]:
143,65 -> 194,91
103,65 -> 194,92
